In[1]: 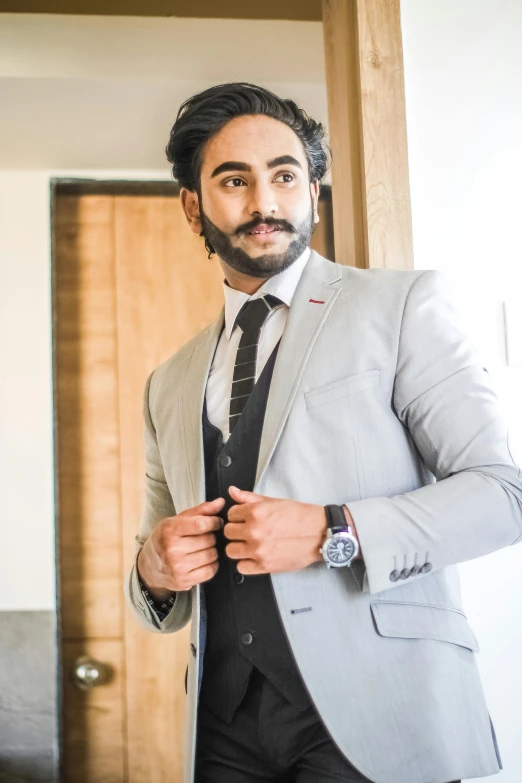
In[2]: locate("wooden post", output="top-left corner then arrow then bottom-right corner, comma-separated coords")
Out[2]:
322,0 -> 414,269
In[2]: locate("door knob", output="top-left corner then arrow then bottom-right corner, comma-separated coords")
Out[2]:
72,655 -> 109,691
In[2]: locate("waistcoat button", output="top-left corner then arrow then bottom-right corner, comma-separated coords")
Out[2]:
234,572 -> 245,584
241,633 -> 253,646
219,454 -> 232,468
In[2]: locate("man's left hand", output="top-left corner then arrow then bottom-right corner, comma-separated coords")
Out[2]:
224,486 -> 361,575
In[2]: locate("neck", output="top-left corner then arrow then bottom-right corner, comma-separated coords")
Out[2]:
221,262 -> 273,296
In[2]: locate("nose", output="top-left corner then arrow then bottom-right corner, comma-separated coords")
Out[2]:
247,179 -> 278,219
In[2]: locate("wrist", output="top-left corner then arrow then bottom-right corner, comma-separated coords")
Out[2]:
312,505 -> 329,562
138,571 -> 177,624
137,547 -> 176,603
311,504 -> 362,564
342,504 -> 362,560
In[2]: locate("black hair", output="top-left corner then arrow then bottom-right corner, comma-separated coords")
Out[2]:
165,82 -> 330,192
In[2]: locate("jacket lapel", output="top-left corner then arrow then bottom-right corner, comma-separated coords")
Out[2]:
179,250 -> 343,509
179,309 -> 224,510
255,251 -> 342,487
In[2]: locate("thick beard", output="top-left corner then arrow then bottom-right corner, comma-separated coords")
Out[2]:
199,203 -> 315,279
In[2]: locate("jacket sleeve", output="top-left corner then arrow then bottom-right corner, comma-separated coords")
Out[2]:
124,370 -> 192,633
346,269 -> 522,595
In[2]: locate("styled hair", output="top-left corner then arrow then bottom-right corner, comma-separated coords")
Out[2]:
165,82 -> 330,192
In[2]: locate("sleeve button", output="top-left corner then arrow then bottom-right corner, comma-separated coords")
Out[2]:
389,570 -> 400,582
400,568 -> 411,580
420,562 -> 433,574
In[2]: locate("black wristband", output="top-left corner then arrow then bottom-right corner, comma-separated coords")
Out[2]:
324,504 -> 349,535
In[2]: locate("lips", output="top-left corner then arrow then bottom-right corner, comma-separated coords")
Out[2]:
248,224 -> 281,235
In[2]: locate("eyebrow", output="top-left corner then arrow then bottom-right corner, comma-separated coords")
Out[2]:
210,154 -> 303,179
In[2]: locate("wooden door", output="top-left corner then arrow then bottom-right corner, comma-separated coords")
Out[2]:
53,185 -> 334,782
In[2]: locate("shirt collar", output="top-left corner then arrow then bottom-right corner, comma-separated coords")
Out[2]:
222,246 -> 312,340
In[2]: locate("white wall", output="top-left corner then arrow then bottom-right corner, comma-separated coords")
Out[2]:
0,172 -> 55,611
402,2 -> 522,780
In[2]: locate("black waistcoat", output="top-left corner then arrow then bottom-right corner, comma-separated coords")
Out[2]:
199,336 -> 311,724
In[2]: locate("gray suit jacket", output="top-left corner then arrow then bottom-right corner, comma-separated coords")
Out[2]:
125,250 -> 522,783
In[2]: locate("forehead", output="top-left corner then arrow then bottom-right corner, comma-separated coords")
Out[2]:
200,114 -> 306,173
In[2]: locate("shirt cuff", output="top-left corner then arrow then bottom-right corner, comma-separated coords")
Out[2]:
137,575 -> 177,623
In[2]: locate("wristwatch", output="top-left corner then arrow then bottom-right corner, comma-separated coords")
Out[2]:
320,504 -> 359,569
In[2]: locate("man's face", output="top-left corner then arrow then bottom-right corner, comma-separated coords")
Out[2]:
181,114 -> 320,280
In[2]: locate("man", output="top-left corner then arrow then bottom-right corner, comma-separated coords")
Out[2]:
125,82 -> 522,783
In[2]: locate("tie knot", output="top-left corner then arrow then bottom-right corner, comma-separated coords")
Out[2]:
234,294 -> 284,334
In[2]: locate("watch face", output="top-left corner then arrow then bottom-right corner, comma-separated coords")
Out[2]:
324,533 -> 356,566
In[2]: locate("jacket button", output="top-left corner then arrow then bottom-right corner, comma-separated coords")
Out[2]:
420,562 -> 433,574
234,572 -> 245,584
400,568 -> 411,580
190,643 -> 197,658
241,633 -> 253,646
389,570 -> 400,582
219,454 -> 232,468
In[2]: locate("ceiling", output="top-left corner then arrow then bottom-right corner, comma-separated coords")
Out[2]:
0,14 -> 329,171
0,0 -> 322,19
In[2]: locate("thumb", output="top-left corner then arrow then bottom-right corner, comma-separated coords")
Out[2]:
228,485 -> 264,504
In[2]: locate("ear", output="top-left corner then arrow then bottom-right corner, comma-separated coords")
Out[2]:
310,181 -> 320,225
180,187 -> 202,236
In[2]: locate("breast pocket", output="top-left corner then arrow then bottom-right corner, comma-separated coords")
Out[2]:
370,600 -> 480,652
304,368 -> 380,410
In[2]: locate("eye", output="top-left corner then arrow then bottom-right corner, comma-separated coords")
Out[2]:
223,177 -> 246,188
274,172 -> 295,183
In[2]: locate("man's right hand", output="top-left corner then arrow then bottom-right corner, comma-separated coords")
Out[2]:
136,497 -> 226,602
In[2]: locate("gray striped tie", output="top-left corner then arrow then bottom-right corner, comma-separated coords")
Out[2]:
229,294 -> 284,434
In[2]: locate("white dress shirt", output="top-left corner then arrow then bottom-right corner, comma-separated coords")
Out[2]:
205,246 -> 312,443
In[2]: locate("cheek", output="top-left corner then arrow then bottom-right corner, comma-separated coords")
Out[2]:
204,193 -> 243,231
286,187 -> 313,219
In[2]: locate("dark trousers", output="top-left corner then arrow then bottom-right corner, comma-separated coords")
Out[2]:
196,668 -> 462,783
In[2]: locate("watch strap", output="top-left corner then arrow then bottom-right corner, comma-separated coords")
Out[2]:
324,504 -> 349,535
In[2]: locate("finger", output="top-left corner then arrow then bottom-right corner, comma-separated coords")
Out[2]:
236,559 -> 263,575
179,497 -> 225,517
188,561 -> 219,586
223,522 -> 247,541
228,486 -> 265,504
227,505 -> 248,523
184,546 -> 218,572
176,532 -> 216,554
225,541 -> 250,560
176,514 -> 224,536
